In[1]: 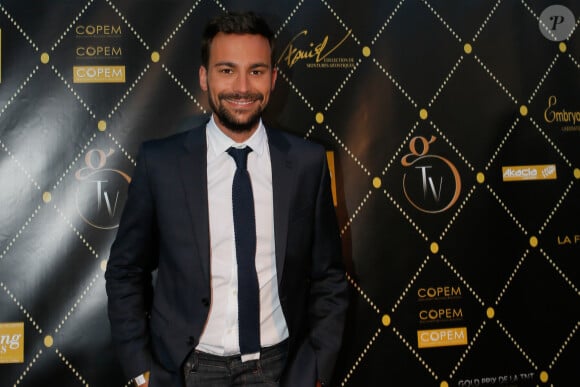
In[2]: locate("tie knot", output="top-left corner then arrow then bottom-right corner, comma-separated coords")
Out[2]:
227,146 -> 252,170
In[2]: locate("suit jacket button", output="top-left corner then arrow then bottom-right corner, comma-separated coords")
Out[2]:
201,298 -> 210,307
187,336 -> 195,345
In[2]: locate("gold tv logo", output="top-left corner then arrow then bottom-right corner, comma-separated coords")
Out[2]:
0,322 -> 24,363
502,164 -> 557,182
73,65 -> 125,83
417,327 -> 467,349
75,148 -> 131,229
401,136 -> 461,214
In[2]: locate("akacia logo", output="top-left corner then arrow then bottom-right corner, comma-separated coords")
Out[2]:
502,165 -> 557,182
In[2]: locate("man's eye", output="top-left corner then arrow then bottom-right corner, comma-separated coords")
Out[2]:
220,68 -> 233,74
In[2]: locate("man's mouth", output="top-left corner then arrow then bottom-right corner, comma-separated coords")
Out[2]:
226,98 -> 255,105
220,93 -> 263,106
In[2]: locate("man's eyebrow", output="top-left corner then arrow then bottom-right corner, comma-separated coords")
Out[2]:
213,62 -> 270,69
213,61 -> 236,67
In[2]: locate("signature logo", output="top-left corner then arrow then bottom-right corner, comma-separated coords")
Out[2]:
277,29 -> 353,68
75,148 -> 131,229
401,136 -> 461,214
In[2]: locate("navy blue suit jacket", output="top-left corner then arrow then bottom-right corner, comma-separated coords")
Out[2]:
105,124 -> 348,386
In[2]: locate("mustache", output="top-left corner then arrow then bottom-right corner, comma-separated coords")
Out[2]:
218,92 -> 264,102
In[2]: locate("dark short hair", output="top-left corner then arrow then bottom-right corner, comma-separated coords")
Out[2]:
201,11 -> 275,68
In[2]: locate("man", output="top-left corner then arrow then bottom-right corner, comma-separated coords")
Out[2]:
105,11 -> 348,387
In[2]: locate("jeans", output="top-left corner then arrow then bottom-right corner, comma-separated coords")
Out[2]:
183,340 -> 288,386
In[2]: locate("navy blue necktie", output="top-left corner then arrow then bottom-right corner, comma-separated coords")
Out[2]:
227,146 -> 260,356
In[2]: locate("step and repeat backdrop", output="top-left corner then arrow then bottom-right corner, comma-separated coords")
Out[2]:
0,0 -> 578,386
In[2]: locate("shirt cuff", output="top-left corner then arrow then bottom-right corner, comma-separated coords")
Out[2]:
134,373 -> 147,386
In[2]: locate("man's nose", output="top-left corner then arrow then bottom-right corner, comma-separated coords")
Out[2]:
233,72 -> 250,93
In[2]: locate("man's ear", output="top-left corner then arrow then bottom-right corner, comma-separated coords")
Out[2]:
199,66 -> 208,91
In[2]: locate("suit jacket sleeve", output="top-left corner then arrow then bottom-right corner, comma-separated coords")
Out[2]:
285,148 -> 348,386
105,144 -> 157,379
306,148 -> 348,384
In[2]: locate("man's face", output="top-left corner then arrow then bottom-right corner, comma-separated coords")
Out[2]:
199,32 -> 277,137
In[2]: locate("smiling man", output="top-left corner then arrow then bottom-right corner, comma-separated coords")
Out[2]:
105,11 -> 348,387
199,32 -> 275,139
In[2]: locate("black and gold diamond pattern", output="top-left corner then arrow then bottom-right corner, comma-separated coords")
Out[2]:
0,1 -> 578,386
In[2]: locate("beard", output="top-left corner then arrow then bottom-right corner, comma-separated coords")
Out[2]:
208,91 -> 265,133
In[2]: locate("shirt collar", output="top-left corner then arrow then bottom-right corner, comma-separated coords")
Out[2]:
206,115 -> 266,159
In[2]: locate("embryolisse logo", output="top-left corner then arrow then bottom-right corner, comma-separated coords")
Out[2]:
401,136 -> 461,214
544,95 -> 580,132
75,148 -> 131,230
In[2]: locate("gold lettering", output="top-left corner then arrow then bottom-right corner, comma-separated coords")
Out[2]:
544,95 -> 580,125
75,148 -> 131,183
76,25 -> 122,36
402,136 -> 436,166
558,235 -> 571,245
76,46 -> 122,57
557,235 -> 580,245
418,308 -> 463,321
544,95 -> 557,123
277,29 -> 352,68
417,286 -> 461,299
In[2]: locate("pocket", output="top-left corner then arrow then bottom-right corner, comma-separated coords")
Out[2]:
258,344 -> 288,383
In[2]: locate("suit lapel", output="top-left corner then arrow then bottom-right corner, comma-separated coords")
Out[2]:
180,126 -> 210,288
178,125 -> 293,287
267,128 -> 294,285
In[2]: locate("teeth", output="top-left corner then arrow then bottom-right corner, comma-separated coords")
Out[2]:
228,99 -> 253,105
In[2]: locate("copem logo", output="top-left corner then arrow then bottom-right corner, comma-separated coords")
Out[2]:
75,148 -> 131,230
401,136 -> 461,214
73,23 -> 125,83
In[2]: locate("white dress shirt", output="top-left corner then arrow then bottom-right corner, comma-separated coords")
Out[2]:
196,116 -> 289,360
